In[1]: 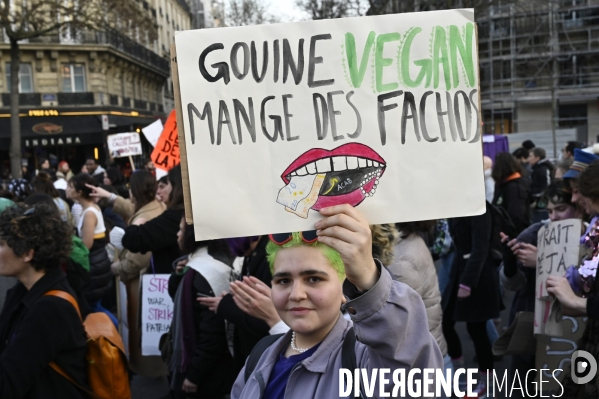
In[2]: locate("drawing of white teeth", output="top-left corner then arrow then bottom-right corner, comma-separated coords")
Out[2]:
366,159 -> 372,167
371,188 -> 376,195
290,171 -> 298,176
357,158 -> 367,168
375,179 -> 380,184
296,166 -> 308,176
306,162 -> 317,174
373,161 -> 380,167
347,156 -> 359,169
332,156 -> 347,171
315,158 -> 331,173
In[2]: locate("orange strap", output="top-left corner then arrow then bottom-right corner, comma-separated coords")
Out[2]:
44,290 -> 98,399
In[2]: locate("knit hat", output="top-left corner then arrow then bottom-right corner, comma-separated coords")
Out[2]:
563,148 -> 599,179
58,161 -> 68,170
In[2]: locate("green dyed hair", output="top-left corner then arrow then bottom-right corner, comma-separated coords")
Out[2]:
266,232 -> 346,282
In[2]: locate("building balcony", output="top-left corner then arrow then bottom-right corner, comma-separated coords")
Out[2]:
57,92 -> 95,105
19,26 -> 169,76
1,93 -> 41,107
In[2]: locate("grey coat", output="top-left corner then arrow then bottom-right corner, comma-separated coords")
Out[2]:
231,266 -> 443,399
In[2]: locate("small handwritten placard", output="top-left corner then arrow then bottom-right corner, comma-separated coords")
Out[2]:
141,274 -> 173,356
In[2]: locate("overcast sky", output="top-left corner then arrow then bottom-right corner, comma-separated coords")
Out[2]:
266,0 -> 307,22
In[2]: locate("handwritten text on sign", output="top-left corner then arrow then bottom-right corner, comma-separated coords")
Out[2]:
536,219 -> 581,299
107,132 -> 142,158
175,9 -> 486,240
141,274 -> 173,356
151,111 -> 180,170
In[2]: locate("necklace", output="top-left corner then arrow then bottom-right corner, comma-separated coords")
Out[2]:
290,331 -> 309,353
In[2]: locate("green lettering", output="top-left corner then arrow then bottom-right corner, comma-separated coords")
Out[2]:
345,32 -> 375,88
375,32 -> 400,93
449,23 -> 475,87
432,26 -> 451,90
400,28 -> 431,88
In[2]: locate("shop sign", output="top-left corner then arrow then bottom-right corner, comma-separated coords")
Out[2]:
24,136 -> 82,147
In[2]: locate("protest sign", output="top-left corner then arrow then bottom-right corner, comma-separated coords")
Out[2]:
174,9 -> 485,240
151,111 -> 180,171
142,119 -> 164,148
535,219 -> 581,300
141,274 -> 173,356
107,132 -> 142,158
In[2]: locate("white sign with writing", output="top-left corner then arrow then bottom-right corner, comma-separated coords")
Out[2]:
535,219 -> 581,299
175,9 -> 485,240
141,274 -> 173,356
107,132 -> 143,158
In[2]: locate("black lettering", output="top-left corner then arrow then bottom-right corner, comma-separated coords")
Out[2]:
273,40 -> 280,83
282,94 -> 298,141
187,102 -> 214,145
346,91 -> 362,139
469,89 -> 480,143
420,91 -> 437,142
401,91 -> 421,145
308,34 -> 334,88
436,91 -> 457,142
230,42 -> 250,80
233,98 -> 256,144
454,90 -> 472,141
217,100 -> 236,145
199,43 -> 230,84
251,41 -> 268,83
312,93 -> 328,140
283,38 -> 305,85
377,90 -> 403,146
327,90 -> 344,142
260,96 -> 283,142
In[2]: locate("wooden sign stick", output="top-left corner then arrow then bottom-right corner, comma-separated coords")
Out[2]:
170,44 -> 194,225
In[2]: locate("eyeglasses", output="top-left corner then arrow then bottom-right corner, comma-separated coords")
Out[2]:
269,230 -> 319,245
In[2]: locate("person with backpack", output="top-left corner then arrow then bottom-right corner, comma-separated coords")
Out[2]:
0,204 -> 89,398
492,152 -> 531,235
499,180 -> 581,398
167,218 -> 236,399
230,204 -> 442,399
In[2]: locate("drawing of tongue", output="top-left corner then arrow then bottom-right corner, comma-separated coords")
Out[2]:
278,143 -> 386,216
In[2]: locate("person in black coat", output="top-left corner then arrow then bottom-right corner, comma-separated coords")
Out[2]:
198,235 -> 273,374
0,204 -> 89,399
529,147 -> 554,202
121,165 -> 184,274
167,221 -> 235,399
492,152 -> 531,234
442,203 -> 501,395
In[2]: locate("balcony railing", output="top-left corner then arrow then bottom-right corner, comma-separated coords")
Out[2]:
57,92 -> 95,105
23,26 -> 169,76
1,93 -> 41,106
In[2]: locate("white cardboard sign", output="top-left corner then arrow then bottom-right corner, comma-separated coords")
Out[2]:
175,9 -> 485,240
141,274 -> 173,356
107,132 -> 143,158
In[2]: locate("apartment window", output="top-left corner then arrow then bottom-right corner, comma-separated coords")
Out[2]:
6,63 -> 33,93
61,64 -> 86,92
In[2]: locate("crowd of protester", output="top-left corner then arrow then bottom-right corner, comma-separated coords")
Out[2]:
1,139 -> 599,399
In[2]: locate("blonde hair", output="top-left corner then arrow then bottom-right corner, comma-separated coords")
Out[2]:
370,224 -> 399,266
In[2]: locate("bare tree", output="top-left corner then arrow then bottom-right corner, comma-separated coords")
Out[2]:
0,0 -> 156,179
224,0 -> 279,27
295,0 -> 364,20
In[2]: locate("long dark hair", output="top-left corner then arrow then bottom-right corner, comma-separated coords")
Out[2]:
105,167 -> 125,186
130,170 -> 156,212
168,164 -> 184,210
492,152 -> 522,183
31,171 -> 59,198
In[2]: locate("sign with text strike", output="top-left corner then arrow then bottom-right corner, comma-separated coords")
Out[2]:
141,274 -> 173,356
175,9 -> 485,240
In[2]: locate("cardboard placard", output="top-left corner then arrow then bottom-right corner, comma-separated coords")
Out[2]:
141,274 -> 173,356
142,119 -> 164,148
174,9 -> 485,240
535,219 -> 581,300
107,132 -> 142,158
151,111 -> 180,171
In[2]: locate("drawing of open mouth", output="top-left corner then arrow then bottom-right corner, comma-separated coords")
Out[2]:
277,143 -> 386,218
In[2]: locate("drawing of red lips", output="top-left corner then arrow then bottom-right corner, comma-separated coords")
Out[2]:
280,143 -> 386,210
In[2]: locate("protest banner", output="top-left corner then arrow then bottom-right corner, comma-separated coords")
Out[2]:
140,274 -> 173,356
174,9 -> 486,240
107,132 -> 142,158
151,110 -> 180,171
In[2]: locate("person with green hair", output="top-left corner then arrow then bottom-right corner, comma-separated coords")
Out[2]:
230,204 -> 443,399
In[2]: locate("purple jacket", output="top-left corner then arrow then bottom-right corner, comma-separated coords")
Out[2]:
231,266 -> 443,398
